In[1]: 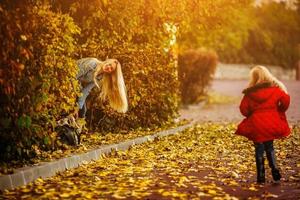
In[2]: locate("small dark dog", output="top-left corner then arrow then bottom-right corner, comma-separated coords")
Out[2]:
56,115 -> 82,146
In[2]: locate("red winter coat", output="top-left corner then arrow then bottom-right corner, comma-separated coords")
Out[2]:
235,83 -> 290,142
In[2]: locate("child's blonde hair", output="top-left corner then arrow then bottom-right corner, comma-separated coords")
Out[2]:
248,65 -> 287,93
92,59 -> 128,113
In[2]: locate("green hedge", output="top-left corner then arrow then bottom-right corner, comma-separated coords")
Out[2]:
178,49 -> 218,104
0,2 -> 80,160
66,0 -> 179,131
0,1 -> 179,160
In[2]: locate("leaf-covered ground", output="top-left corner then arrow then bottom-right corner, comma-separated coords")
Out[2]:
1,123 -> 300,199
0,121 -> 187,175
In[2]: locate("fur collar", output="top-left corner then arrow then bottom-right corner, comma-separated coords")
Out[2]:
242,82 -> 273,94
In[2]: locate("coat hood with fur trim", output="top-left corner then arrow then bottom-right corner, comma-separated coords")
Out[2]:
243,83 -> 277,103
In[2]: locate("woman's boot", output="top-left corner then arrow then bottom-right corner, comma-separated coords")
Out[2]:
79,103 -> 87,118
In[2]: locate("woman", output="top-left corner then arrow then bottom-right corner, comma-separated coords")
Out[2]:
76,57 -> 128,118
235,65 -> 290,184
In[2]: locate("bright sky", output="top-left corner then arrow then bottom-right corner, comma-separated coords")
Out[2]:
255,0 -> 298,9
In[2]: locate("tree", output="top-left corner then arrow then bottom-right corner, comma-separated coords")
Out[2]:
244,1 -> 300,68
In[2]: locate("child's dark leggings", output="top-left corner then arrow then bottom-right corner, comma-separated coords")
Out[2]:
254,140 -> 277,169
254,140 -> 281,182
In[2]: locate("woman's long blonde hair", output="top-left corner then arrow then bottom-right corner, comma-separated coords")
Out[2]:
248,65 -> 287,93
94,59 -> 128,113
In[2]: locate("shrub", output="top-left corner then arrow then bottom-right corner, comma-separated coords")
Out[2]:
0,0 -> 181,160
178,49 -> 218,104
64,0 -> 180,131
85,48 -> 179,131
0,2 -> 80,160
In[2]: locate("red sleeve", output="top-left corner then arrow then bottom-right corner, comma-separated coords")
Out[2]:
239,95 -> 251,117
278,91 -> 290,112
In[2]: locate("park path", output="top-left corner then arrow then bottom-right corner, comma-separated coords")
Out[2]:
179,80 -> 300,123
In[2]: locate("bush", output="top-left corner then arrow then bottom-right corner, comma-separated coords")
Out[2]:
0,2 -> 80,160
85,48 -> 179,131
0,0 -> 180,160
64,0 -> 180,131
178,49 -> 218,104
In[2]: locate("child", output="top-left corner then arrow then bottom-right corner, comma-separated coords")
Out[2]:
76,57 -> 128,118
235,65 -> 290,184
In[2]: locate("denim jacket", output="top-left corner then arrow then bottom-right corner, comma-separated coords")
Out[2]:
76,58 -> 103,109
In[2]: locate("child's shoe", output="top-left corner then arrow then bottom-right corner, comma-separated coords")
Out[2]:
257,177 -> 266,184
272,169 -> 281,183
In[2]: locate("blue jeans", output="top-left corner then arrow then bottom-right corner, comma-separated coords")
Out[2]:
78,82 -> 96,118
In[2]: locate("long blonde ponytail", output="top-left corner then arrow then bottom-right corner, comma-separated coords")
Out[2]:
99,59 -> 128,113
